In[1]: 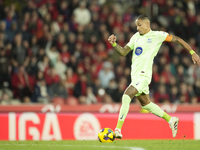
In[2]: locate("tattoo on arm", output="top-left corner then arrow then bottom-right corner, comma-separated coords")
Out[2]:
171,35 -> 192,52
114,45 -> 132,56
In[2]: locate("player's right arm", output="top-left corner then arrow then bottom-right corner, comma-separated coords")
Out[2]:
108,34 -> 132,57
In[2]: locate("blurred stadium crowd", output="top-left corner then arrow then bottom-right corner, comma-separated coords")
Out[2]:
0,0 -> 200,105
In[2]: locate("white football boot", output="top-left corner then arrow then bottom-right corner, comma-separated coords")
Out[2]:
169,117 -> 179,138
115,128 -> 123,139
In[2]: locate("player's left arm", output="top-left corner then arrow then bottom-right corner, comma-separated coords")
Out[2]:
166,34 -> 200,66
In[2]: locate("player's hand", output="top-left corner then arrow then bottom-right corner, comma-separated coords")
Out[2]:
192,53 -> 200,66
108,34 -> 117,44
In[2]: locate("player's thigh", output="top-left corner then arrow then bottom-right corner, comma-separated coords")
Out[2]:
124,85 -> 138,99
137,94 -> 151,106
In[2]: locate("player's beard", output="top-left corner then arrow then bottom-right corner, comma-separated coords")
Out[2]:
138,31 -> 143,35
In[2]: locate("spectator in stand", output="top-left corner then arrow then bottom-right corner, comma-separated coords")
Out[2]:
11,65 -> 35,100
37,55 -> 49,72
0,21 -> 7,40
60,44 -> 70,64
103,94 -> 113,104
153,84 -> 170,103
46,45 -> 59,67
11,33 -> 29,70
96,88 -> 106,103
176,65 -> 186,84
193,80 -> 200,100
44,67 -> 60,87
54,54 -> 67,78
190,96 -> 199,104
30,35 -> 39,56
56,33 -> 66,52
188,84 -> 196,98
124,67 -> 131,85
44,33 -> 55,53
4,7 -> 17,30
84,22 -> 98,43
151,64 -> 160,90
0,82 -> 13,105
0,32 -> 6,48
79,95 -> 87,104
67,54 -> 78,72
74,74 -> 87,98
0,48 -> 11,88
47,1 -> 59,20
31,78 -> 49,103
157,55 -> 167,73
49,75 -> 68,101
106,79 -> 118,102
38,4 -> 48,20
179,94 -> 187,104
167,75 -> 178,93
28,10 -> 43,36
170,56 -> 180,76
86,86 -> 97,104
186,64 -> 198,85
21,23 -> 32,42
65,67 -> 78,95
73,1 -> 91,26
169,86 -> 179,103
22,12 -> 30,27
43,12 -> 52,26
67,32 -> 76,55
161,64 -> 172,84
58,1 -> 70,22
115,65 -> 124,82
22,0 -> 37,14
26,55 -> 38,76
22,40 -> 31,56
6,22 -> 18,42
61,23 -> 70,40
37,47 -> 46,62
98,61 -> 115,88
22,96 -> 31,104
179,82 -> 190,103
36,70 -> 44,82
112,77 -> 127,103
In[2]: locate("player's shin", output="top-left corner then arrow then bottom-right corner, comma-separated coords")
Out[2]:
142,102 -> 171,122
116,94 -> 131,129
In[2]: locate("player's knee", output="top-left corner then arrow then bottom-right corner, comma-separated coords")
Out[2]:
124,85 -> 138,99
139,98 -> 150,106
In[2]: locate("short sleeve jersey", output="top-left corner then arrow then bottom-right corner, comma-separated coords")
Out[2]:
127,30 -> 168,79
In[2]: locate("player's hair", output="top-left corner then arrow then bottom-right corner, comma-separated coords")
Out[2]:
137,14 -> 151,23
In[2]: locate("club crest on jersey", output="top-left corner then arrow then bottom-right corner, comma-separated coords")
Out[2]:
147,38 -> 152,43
135,47 -> 143,56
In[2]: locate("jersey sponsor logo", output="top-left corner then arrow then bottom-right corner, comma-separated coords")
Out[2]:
136,82 -> 140,86
147,38 -> 152,43
135,47 -> 143,56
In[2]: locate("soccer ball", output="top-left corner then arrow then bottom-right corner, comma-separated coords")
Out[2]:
98,128 -> 115,143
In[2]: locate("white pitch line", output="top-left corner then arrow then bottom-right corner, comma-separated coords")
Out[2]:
0,143 -> 146,150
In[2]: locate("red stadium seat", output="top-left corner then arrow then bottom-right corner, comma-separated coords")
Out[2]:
65,96 -> 79,105
52,97 -> 65,105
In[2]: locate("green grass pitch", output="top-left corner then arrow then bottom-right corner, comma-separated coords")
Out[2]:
0,140 -> 200,150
